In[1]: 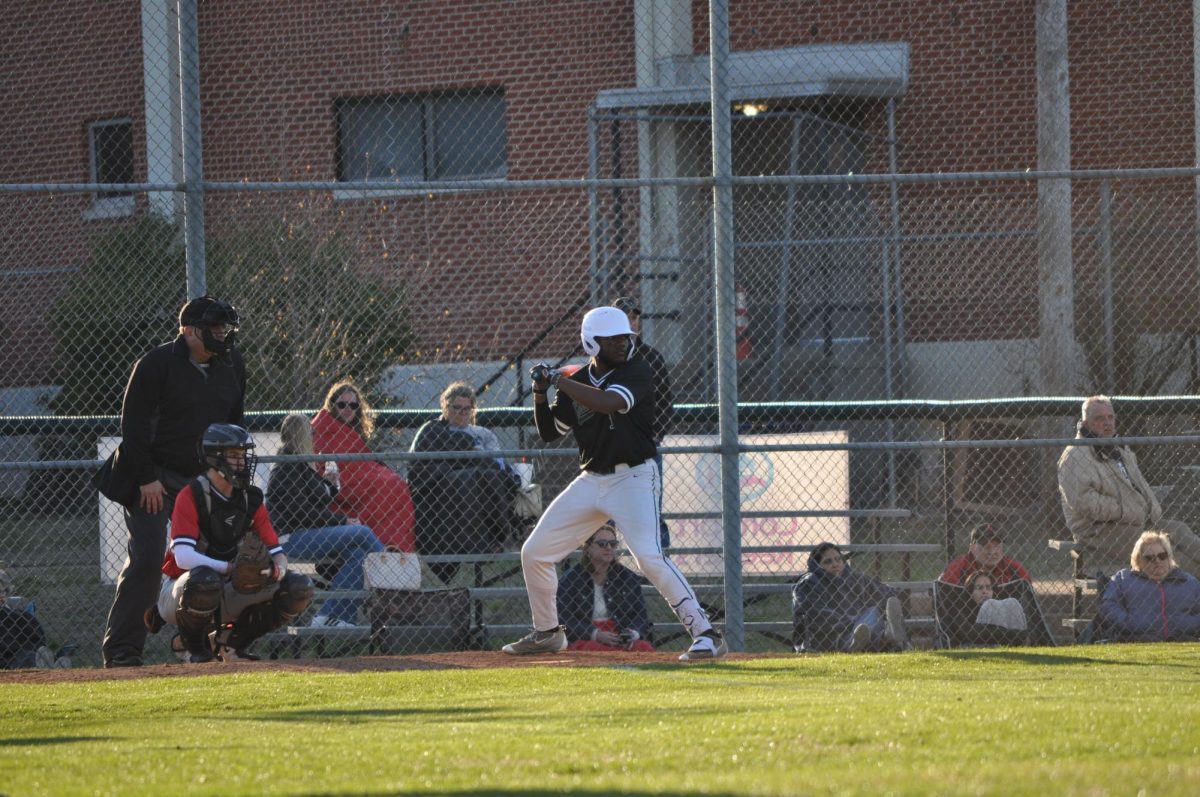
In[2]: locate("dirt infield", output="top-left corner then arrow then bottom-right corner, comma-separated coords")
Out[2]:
0,651 -> 771,685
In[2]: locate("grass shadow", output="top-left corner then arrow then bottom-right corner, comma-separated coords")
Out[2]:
0,735 -> 107,747
230,706 -> 496,723
931,649 -> 1168,667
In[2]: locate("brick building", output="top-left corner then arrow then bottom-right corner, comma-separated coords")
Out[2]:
1,1 -> 1195,406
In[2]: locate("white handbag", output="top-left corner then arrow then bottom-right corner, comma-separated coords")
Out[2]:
363,551 -> 422,591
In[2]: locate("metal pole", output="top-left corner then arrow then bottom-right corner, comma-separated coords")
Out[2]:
1099,180 -> 1115,391
587,106 -> 602,308
709,0 -> 743,651
768,115 -> 802,402
178,0 -> 205,298
884,98 -> 903,506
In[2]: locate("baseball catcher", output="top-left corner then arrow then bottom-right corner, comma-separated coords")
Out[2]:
144,423 -> 313,662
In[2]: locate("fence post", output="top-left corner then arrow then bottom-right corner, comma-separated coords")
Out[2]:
709,0 -> 743,652
177,0 -> 206,298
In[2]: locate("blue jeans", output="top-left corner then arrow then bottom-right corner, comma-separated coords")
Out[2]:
843,606 -> 886,650
283,524 -> 384,623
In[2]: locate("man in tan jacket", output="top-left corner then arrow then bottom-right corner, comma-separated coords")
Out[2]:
1058,396 -> 1200,576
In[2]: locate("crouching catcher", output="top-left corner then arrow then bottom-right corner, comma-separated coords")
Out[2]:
147,423 -> 314,662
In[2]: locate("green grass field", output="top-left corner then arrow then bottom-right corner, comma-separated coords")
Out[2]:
2,645 -> 1199,796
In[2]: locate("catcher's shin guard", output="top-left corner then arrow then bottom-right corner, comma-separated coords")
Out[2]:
175,566 -> 222,656
275,571 -> 316,620
224,572 -> 315,650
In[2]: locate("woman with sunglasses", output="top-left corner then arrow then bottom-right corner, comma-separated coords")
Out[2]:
311,381 -> 416,552
556,525 -> 654,651
409,382 -> 521,584
1098,531 -> 1200,642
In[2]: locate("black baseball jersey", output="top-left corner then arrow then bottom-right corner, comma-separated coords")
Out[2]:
636,340 -> 675,443
534,355 -> 657,473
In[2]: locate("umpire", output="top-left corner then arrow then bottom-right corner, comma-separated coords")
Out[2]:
97,295 -> 245,667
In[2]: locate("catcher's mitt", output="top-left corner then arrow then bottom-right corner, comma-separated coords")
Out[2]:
229,534 -> 274,594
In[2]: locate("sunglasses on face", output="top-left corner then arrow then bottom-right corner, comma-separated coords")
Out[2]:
450,403 -> 474,412
591,539 -> 619,549
334,400 -> 360,410
1141,550 -> 1170,563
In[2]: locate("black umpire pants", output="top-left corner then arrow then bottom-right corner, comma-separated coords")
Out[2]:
102,467 -> 190,665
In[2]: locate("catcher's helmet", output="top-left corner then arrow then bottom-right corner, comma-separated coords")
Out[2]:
198,423 -> 257,489
179,295 -> 240,355
580,306 -> 635,357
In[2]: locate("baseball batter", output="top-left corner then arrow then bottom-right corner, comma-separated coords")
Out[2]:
502,306 -> 727,661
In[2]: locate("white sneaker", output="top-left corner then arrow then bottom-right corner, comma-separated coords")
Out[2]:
310,614 -> 355,629
679,631 -> 728,661
849,623 -> 872,652
885,596 -> 910,650
502,626 -> 568,655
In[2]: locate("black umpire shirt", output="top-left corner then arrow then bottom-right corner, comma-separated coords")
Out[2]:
534,354 -> 657,474
120,335 -> 246,485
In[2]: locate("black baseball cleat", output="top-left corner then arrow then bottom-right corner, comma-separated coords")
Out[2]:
218,646 -> 261,662
144,606 -> 166,634
103,654 -> 144,668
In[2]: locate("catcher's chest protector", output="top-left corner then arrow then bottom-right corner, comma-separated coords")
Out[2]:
191,475 -> 263,561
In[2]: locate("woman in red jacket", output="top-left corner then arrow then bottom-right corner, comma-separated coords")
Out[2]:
311,381 -> 416,553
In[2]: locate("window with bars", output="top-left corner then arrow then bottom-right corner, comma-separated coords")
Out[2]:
335,90 -> 508,184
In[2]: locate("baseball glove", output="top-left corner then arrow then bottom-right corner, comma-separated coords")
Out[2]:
229,534 -> 274,594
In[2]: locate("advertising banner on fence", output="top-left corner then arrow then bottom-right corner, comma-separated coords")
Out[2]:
664,430 -> 849,578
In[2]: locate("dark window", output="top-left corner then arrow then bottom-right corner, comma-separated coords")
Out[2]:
88,119 -> 135,199
336,90 -> 507,183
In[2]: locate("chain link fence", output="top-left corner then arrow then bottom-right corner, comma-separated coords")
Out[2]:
3,1 -> 1200,667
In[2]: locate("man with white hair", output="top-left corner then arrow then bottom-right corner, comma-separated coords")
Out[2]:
1058,395 -> 1200,576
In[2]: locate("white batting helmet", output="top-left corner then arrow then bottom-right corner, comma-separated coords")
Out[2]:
581,306 -> 634,356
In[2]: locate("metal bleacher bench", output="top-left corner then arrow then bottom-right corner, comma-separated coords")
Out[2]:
1048,539 -> 1098,636
263,533 -> 940,657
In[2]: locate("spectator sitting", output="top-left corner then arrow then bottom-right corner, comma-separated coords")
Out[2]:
792,542 -> 909,653
940,523 -> 1031,585
949,571 -> 1030,647
409,382 -> 520,584
267,413 -> 385,628
556,525 -> 655,652
0,564 -> 49,669
1098,530 -> 1200,642
311,381 -> 416,553
1058,395 -> 1200,577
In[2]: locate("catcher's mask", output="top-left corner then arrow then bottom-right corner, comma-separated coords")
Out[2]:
581,306 -> 635,360
198,423 -> 257,489
179,295 -> 240,355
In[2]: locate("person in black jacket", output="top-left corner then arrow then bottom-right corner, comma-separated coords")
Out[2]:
409,382 -> 520,584
792,542 -> 909,653
267,414 -> 383,627
0,565 -> 47,669
98,296 -> 246,668
556,525 -> 654,651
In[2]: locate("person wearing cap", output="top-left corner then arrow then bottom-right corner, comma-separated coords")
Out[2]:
96,295 -> 246,668
939,523 -> 1032,586
613,296 -> 675,547
1058,395 -> 1200,577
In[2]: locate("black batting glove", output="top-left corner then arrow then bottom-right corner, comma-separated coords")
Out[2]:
530,363 -> 554,392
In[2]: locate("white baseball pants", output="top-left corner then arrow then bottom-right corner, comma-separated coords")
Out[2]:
519,461 -> 712,638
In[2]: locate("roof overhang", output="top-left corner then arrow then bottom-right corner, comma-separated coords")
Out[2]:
596,42 -> 909,110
